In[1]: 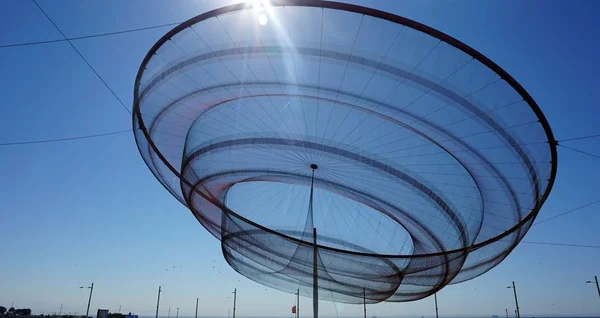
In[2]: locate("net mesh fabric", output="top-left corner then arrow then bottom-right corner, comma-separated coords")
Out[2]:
133,1 -> 556,303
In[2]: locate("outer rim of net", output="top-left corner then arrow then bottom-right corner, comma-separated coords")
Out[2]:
132,0 -> 558,258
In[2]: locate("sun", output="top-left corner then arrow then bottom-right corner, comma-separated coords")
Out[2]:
258,13 -> 268,26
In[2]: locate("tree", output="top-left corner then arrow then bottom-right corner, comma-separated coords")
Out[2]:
15,309 -> 31,316
0,306 -> 7,315
8,308 -> 15,315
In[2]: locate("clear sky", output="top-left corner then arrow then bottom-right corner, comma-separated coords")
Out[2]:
0,0 -> 599,317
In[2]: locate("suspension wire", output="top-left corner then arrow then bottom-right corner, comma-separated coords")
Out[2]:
558,144 -> 600,160
31,0 -> 132,115
521,241 -> 600,249
0,129 -> 131,146
558,133 -> 600,143
504,199 -> 600,250
0,22 -> 180,49
533,199 -> 600,226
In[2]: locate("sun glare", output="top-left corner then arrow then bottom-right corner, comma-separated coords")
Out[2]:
258,13 -> 268,26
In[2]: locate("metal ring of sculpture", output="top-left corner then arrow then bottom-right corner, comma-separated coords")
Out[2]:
133,0 -> 557,304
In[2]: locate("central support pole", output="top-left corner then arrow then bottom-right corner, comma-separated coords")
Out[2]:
297,289 -> 300,318
434,293 -> 438,318
309,164 -> 318,318
363,288 -> 366,318
313,227 -> 318,318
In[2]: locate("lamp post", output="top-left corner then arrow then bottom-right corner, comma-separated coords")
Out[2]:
79,283 -> 94,317
155,286 -> 162,318
585,276 -> 600,299
232,289 -> 237,318
506,282 -> 520,318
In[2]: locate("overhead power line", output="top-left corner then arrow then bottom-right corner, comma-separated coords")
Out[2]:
0,22 -> 180,49
0,129 -> 131,146
31,0 -> 132,115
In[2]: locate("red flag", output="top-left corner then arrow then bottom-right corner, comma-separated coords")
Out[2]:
292,306 -> 296,314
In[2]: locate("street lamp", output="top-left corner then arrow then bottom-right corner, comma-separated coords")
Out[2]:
232,289 -> 237,318
79,283 -> 94,318
585,276 -> 600,299
155,286 -> 162,318
506,281 -> 520,318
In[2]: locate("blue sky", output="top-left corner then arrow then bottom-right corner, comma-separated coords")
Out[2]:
1,0 -> 599,317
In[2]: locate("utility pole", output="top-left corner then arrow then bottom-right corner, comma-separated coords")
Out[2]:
59,304 -> 63,316
296,289 -> 300,318
118,305 -> 121,314
176,308 -> 179,318
505,308 -> 508,318
232,289 -> 237,318
155,286 -> 162,318
168,307 -> 171,318
195,298 -> 199,318
434,293 -> 439,318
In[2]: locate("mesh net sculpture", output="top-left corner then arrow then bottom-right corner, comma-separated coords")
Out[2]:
133,0 -> 557,305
